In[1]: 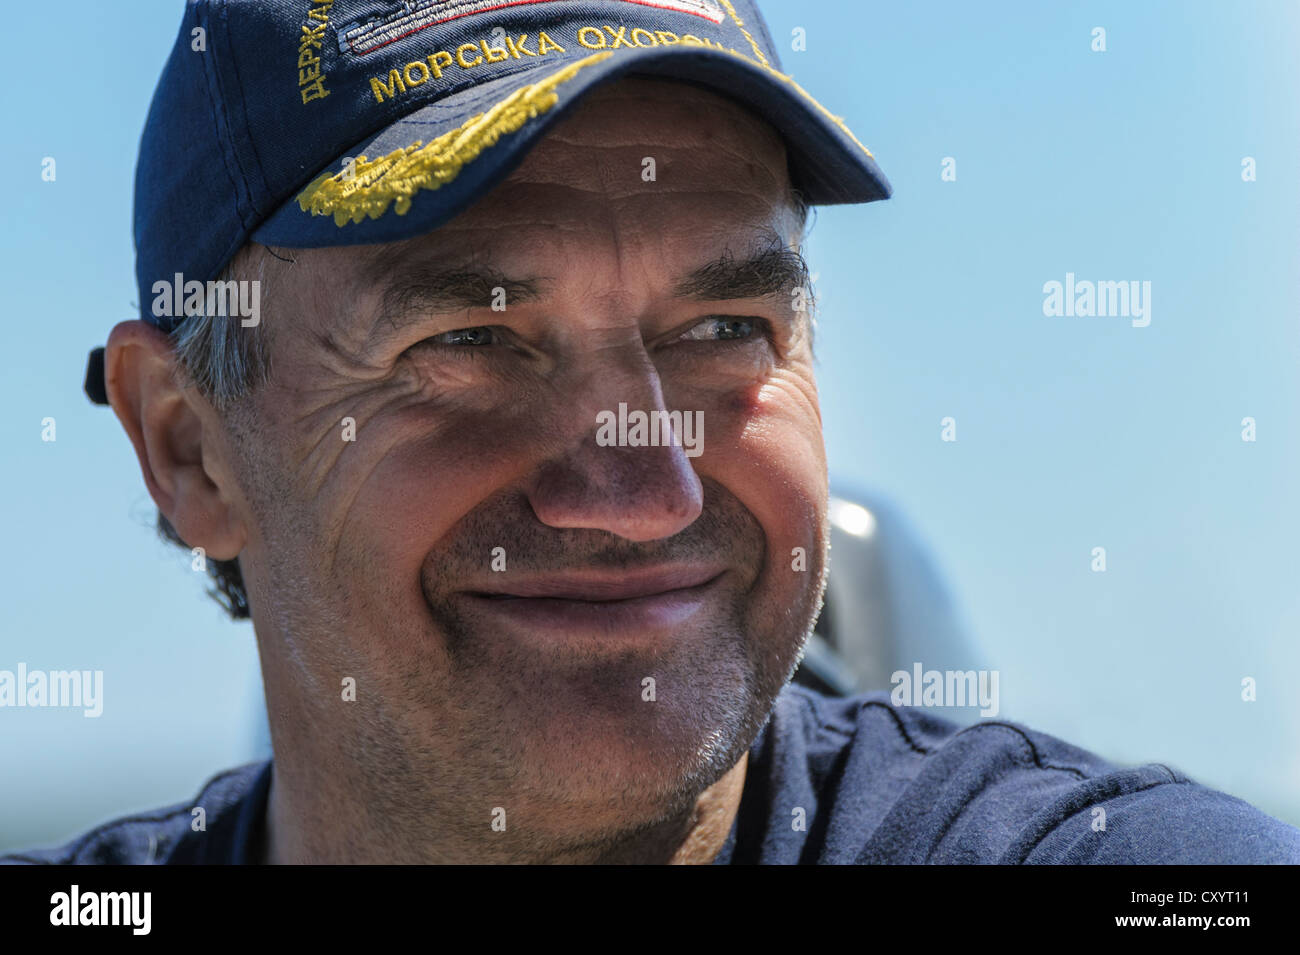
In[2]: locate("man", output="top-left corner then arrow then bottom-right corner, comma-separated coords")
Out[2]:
6,0 -> 1299,864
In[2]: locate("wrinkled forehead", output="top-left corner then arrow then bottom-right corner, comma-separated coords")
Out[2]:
502,76 -> 796,225
539,75 -> 795,167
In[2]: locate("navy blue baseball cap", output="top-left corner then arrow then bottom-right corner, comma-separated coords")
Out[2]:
85,0 -> 890,404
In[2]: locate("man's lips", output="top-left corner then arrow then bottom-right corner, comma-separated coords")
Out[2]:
461,565 -> 728,634
469,566 -> 726,601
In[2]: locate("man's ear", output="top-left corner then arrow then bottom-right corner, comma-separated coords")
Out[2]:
104,319 -> 247,561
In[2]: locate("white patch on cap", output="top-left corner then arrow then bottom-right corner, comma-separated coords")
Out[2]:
339,0 -> 726,56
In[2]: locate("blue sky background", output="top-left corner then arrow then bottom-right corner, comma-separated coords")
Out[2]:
3,0 -> 1298,851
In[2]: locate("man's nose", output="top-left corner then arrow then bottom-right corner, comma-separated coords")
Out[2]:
527,352 -> 704,542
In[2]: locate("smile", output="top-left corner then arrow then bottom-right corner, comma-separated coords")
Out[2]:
464,566 -> 726,634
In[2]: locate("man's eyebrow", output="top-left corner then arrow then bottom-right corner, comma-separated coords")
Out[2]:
354,235 -> 810,347
672,241 -> 811,304
366,262 -> 547,342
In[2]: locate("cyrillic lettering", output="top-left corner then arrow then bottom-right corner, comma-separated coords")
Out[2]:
604,25 -> 633,48
369,69 -> 406,102
536,30 -> 565,54
533,30 -> 564,53
302,78 -> 330,103
577,26 -> 606,49
299,24 -> 325,51
426,50 -> 453,79
456,42 -> 483,67
403,60 -> 430,86
505,34 -> 536,57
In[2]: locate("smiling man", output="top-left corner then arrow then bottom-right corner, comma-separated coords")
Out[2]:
154,74 -> 821,864
6,0 -> 1300,866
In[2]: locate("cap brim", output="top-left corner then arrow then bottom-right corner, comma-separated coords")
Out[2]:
253,44 -> 890,249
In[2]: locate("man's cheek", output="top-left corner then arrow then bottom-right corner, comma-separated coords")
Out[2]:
706,380 -> 826,608
334,410 -> 536,565
715,373 -> 825,480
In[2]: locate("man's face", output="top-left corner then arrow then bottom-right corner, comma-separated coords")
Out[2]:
227,77 -> 828,852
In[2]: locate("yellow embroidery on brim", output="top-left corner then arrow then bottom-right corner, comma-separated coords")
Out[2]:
713,1 -> 874,161
717,0 -> 769,66
723,45 -> 875,160
297,50 -> 614,226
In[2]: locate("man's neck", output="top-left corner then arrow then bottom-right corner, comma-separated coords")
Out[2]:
259,752 -> 748,865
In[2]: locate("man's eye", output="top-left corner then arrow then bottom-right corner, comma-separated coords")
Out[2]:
680,317 -> 759,342
431,326 -> 496,346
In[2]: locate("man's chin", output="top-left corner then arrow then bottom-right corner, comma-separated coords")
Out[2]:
481,653 -> 767,813
508,697 -> 757,823
416,581 -> 809,827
